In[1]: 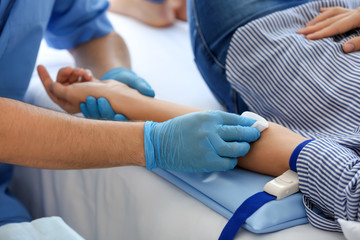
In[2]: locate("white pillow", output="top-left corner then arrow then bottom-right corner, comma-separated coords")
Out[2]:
0,217 -> 84,240
338,219 -> 360,240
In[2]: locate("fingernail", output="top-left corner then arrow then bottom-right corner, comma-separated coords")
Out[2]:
344,43 -> 355,52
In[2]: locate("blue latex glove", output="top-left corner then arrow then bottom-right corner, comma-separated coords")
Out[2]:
144,111 -> 260,172
80,96 -> 128,121
80,68 -> 154,120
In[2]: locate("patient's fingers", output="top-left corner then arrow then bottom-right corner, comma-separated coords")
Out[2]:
37,65 -> 59,104
305,16 -> 352,39
56,67 -> 73,85
298,8 -> 360,44
38,65 -> 83,114
68,68 -> 85,84
343,36 -> 360,53
306,7 -> 349,26
298,13 -> 344,35
83,69 -> 93,82
37,65 -> 53,89
57,67 -> 94,85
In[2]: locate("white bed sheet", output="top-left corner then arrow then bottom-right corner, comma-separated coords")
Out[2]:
10,13 -> 345,240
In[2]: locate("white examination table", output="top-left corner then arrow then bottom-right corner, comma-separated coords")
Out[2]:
10,13 -> 346,240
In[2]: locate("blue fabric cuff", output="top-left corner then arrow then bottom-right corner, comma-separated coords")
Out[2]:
289,139 -> 314,172
144,121 -> 157,170
101,67 -> 136,81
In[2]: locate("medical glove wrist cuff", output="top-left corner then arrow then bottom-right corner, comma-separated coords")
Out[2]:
144,121 -> 158,170
101,67 -> 137,81
289,139 -> 314,172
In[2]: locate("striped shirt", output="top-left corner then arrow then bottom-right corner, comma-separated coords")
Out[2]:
226,0 -> 360,232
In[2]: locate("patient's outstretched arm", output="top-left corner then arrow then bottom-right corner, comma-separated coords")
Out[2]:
38,65 -> 203,121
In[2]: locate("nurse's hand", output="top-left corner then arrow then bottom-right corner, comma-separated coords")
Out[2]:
80,96 -> 129,121
143,111 -> 260,172
80,68 -> 154,120
298,7 -> 360,53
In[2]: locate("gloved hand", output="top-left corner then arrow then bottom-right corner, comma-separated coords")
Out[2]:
144,111 -> 260,172
80,68 -> 154,120
80,96 -> 128,121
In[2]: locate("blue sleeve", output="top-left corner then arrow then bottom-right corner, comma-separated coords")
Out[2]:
44,0 -> 114,49
295,136 -> 360,232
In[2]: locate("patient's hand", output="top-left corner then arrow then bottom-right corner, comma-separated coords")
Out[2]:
237,122 -> 308,176
37,65 -> 141,114
298,7 -> 360,53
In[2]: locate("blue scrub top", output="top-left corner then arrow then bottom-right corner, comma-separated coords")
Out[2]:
0,0 -> 113,225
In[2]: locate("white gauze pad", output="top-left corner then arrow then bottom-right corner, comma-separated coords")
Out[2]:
240,111 -> 269,132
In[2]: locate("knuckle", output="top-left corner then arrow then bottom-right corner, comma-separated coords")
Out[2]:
332,26 -> 343,34
198,130 -> 208,138
198,111 -> 212,121
333,7 -> 343,13
217,144 -> 232,154
238,144 -> 250,157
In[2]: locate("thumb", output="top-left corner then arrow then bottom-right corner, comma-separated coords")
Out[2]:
37,65 -> 59,103
37,65 -> 53,93
343,36 -> 360,53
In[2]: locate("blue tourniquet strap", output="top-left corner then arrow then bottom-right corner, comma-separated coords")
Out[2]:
219,192 -> 276,240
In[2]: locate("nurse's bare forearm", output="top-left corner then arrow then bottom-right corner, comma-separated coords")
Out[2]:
0,98 -> 145,169
70,31 -> 131,79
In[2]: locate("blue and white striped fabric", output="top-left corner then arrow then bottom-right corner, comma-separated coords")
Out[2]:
226,0 -> 360,232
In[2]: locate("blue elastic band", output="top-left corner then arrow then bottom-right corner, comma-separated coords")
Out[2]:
219,192 -> 276,240
289,139 -> 314,172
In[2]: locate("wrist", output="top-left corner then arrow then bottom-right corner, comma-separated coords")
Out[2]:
104,83 -> 153,120
122,122 -> 147,167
